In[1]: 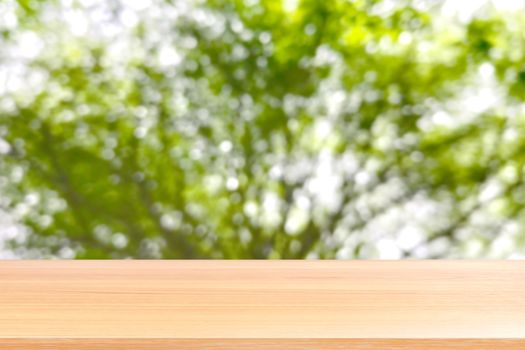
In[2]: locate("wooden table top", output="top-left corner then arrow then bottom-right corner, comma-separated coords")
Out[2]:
1,260 -> 524,349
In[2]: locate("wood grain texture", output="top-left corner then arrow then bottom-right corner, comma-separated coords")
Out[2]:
0,339 -> 524,350
0,260 -> 524,349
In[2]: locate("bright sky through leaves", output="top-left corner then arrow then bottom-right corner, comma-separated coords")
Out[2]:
2,0 -> 525,259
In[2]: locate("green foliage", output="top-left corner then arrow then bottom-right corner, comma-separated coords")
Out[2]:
2,0 -> 525,258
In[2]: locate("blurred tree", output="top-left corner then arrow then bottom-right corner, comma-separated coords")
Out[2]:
2,0 -> 525,258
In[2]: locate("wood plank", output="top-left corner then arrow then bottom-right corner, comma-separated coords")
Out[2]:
0,261 -> 524,348
0,339 -> 524,350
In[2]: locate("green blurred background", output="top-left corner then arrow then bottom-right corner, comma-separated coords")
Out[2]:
1,0 -> 525,259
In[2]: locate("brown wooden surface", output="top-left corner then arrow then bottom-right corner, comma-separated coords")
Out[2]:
0,261 -> 524,348
0,339 -> 524,350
